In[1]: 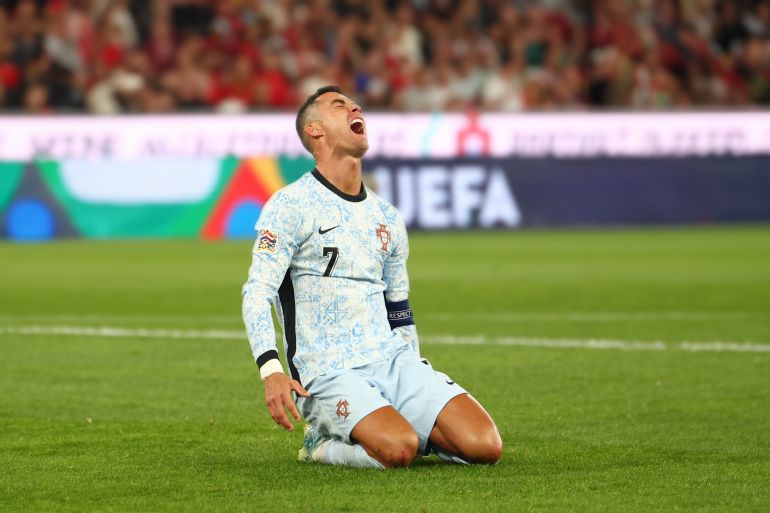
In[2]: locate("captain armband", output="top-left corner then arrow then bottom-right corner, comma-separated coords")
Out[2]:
386,299 -> 414,329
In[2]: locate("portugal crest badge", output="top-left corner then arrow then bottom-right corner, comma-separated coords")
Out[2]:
375,224 -> 391,252
336,399 -> 351,420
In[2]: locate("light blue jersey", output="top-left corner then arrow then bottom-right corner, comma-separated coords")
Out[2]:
242,169 -> 419,386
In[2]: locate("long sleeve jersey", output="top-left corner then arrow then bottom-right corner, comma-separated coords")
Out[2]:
242,169 -> 419,386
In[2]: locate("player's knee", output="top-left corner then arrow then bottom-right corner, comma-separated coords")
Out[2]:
379,431 -> 419,468
465,427 -> 503,464
401,431 -> 420,464
482,430 -> 504,463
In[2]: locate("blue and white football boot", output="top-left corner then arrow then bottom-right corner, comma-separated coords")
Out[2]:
297,424 -> 330,462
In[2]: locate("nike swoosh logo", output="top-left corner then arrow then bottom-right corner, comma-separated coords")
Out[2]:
318,225 -> 339,235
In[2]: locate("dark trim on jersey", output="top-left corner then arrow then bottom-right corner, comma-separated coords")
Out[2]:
383,295 -> 415,329
256,349 -> 279,368
311,168 -> 367,202
278,270 -> 302,385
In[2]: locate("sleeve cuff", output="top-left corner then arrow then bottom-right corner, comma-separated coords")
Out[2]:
259,358 -> 284,381
256,349 -> 279,367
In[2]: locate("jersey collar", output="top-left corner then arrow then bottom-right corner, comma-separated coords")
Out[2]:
311,168 -> 367,203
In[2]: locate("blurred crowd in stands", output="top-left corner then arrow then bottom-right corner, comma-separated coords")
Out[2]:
1,0 -> 769,114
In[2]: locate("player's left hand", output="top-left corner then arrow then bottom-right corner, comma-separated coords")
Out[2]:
263,372 -> 310,431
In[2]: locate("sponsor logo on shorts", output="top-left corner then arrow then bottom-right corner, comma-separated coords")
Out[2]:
336,399 -> 351,420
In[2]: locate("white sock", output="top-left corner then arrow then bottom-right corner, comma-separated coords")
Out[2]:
432,448 -> 470,465
314,439 -> 384,469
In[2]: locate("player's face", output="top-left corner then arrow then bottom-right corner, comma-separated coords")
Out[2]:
313,92 -> 368,158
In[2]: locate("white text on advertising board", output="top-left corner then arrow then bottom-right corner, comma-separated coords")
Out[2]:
371,165 -> 521,229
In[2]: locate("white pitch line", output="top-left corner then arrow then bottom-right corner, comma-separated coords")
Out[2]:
679,341 -> 770,353
423,312 -> 749,322
0,314 -> 239,323
1,325 -> 769,353
0,325 -> 244,340
421,335 -> 770,353
422,335 -> 668,351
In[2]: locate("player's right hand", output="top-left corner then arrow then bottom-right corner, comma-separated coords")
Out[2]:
263,372 -> 310,431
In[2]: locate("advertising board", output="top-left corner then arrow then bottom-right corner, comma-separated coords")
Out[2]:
2,112 -> 770,161
2,155 -> 769,240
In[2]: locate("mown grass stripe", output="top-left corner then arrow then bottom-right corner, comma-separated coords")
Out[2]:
0,311 -> 752,325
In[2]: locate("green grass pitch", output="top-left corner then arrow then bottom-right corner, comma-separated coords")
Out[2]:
1,226 -> 769,512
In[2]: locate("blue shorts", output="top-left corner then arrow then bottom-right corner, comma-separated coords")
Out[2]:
298,345 -> 466,454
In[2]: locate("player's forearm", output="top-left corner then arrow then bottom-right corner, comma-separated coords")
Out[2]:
245,324 -> 285,380
386,297 -> 419,356
242,285 -> 283,379
256,350 -> 285,380
394,325 -> 420,357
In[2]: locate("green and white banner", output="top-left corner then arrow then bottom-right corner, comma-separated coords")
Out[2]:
0,156 -> 313,240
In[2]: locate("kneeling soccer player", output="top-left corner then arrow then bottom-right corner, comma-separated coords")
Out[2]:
241,86 -> 502,468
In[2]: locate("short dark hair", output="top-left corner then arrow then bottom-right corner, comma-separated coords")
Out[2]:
295,85 -> 342,154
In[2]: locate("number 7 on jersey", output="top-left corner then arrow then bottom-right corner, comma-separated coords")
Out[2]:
323,247 -> 339,277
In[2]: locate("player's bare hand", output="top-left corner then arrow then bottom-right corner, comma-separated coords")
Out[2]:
263,373 -> 310,431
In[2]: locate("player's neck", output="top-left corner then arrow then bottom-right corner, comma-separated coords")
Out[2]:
315,156 -> 362,196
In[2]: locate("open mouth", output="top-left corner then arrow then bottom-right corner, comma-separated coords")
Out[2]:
350,118 -> 365,135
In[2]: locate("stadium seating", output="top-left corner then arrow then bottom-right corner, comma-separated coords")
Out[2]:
1,0 -> 769,113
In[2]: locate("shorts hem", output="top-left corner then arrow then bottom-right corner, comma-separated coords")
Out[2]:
413,388 -> 466,454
